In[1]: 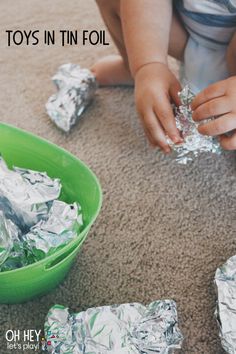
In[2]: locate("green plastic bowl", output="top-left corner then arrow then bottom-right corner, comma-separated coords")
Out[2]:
0,123 -> 102,304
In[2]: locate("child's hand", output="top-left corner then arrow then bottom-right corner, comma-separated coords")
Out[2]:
192,77 -> 236,150
134,62 -> 183,153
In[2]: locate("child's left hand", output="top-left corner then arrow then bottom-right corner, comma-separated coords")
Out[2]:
191,77 -> 236,150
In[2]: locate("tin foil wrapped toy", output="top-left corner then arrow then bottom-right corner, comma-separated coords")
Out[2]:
46,63 -> 97,132
168,86 -> 221,164
0,210 -> 26,270
0,157 -> 61,231
0,156 -> 83,271
23,200 -> 83,262
44,300 -> 183,354
215,255 -> 236,354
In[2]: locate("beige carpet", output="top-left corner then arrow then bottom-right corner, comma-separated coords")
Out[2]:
0,1 -> 236,353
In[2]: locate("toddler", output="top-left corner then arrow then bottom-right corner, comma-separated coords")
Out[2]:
92,0 -> 236,153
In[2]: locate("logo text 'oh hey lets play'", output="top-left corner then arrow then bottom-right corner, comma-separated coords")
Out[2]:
5,329 -> 42,351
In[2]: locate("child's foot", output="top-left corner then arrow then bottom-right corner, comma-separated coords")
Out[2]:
91,55 -> 134,86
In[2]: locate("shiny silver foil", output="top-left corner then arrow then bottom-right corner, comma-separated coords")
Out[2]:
0,157 -> 61,231
46,63 -> 97,132
23,200 -> 83,261
44,300 -> 183,353
0,211 -> 20,265
215,255 -> 236,354
0,156 -> 83,271
168,85 -> 221,164
0,210 -> 28,271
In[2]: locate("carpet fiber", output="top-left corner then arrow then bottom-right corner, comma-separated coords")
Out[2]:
0,1 -> 236,353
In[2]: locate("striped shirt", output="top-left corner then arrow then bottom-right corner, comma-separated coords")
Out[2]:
175,0 -> 236,49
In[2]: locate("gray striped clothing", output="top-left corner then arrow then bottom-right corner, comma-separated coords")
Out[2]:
175,0 -> 236,91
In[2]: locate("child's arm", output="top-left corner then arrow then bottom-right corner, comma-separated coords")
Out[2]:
227,32 -> 236,75
121,0 -> 183,152
121,0 -> 172,74
192,78 -> 236,150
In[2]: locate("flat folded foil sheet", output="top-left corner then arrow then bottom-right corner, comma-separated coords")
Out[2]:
215,255 -> 236,354
168,86 -> 221,164
46,63 -> 97,133
44,300 -> 183,354
0,156 -> 83,271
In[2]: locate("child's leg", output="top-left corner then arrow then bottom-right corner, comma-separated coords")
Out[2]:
92,0 -> 188,86
91,0 -> 133,86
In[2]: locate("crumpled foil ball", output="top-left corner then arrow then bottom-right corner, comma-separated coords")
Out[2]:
0,157 -> 61,232
46,63 -> 97,133
168,85 -> 221,164
0,211 -> 22,266
0,156 -> 83,271
23,200 -> 83,262
215,255 -> 236,354
44,300 -> 183,354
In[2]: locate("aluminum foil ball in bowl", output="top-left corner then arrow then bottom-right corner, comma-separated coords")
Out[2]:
0,123 -> 102,304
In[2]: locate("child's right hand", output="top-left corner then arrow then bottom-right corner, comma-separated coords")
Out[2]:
134,62 -> 183,153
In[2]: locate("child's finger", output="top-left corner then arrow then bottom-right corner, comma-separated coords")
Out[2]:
191,80 -> 228,110
143,126 -> 170,153
142,110 -> 171,152
192,96 -> 231,121
143,125 -> 158,147
154,95 -> 183,143
219,132 -> 236,150
198,113 -> 236,136
170,80 -> 182,106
